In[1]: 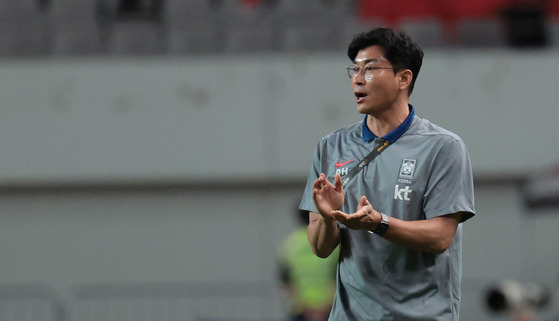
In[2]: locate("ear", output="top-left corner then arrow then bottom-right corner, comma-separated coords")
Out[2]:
398,69 -> 413,92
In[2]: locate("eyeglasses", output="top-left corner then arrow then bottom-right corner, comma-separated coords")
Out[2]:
346,66 -> 395,79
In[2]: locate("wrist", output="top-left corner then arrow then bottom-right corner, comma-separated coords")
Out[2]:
315,211 -> 335,224
367,210 -> 381,231
321,214 -> 337,224
369,212 -> 389,236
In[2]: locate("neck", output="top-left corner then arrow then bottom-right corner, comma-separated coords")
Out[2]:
366,102 -> 410,138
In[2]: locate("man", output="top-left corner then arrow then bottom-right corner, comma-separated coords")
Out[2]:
299,28 -> 475,320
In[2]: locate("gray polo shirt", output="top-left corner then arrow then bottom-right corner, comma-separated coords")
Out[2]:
300,107 -> 475,321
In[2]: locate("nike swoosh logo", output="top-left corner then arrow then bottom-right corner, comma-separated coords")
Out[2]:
336,160 -> 354,167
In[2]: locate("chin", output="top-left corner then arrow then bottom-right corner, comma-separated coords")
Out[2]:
356,104 -> 373,115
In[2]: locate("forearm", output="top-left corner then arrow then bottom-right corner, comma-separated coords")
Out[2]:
380,213 -> 461,254
307,212 -> 340,258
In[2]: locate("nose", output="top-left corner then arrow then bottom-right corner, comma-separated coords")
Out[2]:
353,70 -> 366,85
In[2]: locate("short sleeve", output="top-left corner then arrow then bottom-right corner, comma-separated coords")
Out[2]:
423,138 -> 475,222
299,143 -> 322,214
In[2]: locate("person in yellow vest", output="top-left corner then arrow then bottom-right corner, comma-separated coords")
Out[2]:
278,207 -> 339,321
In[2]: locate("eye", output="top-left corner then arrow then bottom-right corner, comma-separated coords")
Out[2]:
351,66 -> 360,72
364,66 -> 374,72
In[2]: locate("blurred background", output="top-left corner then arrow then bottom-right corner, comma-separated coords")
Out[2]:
1,0 -> 559,320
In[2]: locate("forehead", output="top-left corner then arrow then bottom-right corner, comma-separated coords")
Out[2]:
353,45 -> 387,63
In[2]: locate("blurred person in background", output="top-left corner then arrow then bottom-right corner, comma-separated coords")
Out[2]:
277,207 -> 339,321
299,27 -> 475,320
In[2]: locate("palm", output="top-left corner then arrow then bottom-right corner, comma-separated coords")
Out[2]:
312,174 -> 344,216
317,188 -> 343,213
331,195 -> 377,231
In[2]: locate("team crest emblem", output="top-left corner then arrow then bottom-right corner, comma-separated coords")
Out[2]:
399,159 -> 416,179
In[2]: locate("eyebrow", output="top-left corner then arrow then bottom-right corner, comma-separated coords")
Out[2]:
352,58 -> 381,65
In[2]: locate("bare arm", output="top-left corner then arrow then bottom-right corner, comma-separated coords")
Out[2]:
307,173 -> 344,258
307,211 -> 340,258
332,196 -> 462,254
382,213 -> 461,253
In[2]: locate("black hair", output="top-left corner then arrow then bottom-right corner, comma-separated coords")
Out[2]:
347,28 -> 424,95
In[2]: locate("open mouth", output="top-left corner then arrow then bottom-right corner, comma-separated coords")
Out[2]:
355,92 -> 367,102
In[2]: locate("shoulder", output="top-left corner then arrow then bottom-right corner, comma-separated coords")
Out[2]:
401,117 -> 471,166
318,121 -> 362,146
407,117 -> 468,151
411,117 -> 463,142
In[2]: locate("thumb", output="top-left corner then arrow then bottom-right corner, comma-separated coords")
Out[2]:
359,195 -> 369,206
334,174 -> 343,192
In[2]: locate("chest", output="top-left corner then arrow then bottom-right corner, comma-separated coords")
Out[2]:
322,140 -> 436,216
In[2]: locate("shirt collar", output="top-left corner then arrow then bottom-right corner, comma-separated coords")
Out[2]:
362,104 -> 415,143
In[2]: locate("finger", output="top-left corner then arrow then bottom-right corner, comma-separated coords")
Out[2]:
356,196 -> 367,210
314,176 -> 325,190
317,175 -> 328,189
359,195 -> 368,206
334,174 -> 344,192
312,179 -> 319,189
312,186 -> 321,198
312,188 -> 321,201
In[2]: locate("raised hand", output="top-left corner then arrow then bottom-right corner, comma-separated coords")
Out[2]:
312,173 -> 344,218
331,195 -> 379,231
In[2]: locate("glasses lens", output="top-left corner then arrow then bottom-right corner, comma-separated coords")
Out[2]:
347,67 -> 357,78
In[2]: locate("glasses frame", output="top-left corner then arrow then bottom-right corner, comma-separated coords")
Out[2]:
346,66 -> 396,79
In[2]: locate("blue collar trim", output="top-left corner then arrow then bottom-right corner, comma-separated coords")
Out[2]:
362,105 -> 415,143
